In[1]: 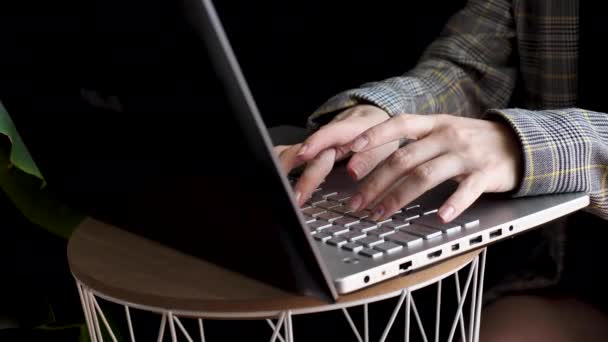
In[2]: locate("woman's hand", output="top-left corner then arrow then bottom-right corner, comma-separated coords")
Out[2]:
273,105 -> 397,205
347,114 -> 522,222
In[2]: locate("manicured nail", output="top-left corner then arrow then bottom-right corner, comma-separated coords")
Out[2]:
349,162 -> 364,180
296,144 -> 309,157
348,194 -> 363,211
439,205 -> 455,222
371,206 -> 385,221
351,136 -> 369,152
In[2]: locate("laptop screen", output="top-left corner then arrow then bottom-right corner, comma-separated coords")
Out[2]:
0,0 -> 335,299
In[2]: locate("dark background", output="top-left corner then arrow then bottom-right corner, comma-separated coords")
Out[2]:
0,1 -> 470,340
215,1 -> 467,127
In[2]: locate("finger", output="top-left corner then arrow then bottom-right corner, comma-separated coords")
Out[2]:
297,113 -> 379,161
294,148 -> 336,205
438,172 -> 487,222
346,141 -> 399,180
369,153 -> 466,220
350,114 -> 438,153
277,144 -> 306,174
348,134 -> 449,211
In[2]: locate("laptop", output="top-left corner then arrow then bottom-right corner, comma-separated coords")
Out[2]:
0,0 -> 589,301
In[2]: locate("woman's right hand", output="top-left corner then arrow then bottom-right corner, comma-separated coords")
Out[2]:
273,104 -> 398,206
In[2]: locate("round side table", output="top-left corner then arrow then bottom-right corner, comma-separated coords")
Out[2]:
68,218 -> 487,342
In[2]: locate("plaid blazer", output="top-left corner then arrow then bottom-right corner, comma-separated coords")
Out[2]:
310,0 -> 599,215
309,0 -> 602,299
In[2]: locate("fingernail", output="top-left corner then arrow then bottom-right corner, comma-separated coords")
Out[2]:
351,136 -> 369,152
295,191 -> 302,204
348,194 -> 363,211
296,144 -> 309,157
371,206 -> 384,221
349,162 -> 364,180
439,205 -> 455,222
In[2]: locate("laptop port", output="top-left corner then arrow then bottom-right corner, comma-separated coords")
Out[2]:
490,229 -> 503,239
427,250 -> 442,259
399,261 -> 412,272
509,225 -> 514,231
364,275 -> 370,283
469,236 -> 482,245
451,243 -> 460,251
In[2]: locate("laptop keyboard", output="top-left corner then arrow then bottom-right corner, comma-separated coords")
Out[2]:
295,184 -> 480,259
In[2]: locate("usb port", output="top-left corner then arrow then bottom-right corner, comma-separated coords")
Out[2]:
469,236 -> 482,245
399,261 -> 412,272
490,229 -> 503,239
451,243 -> 460,251
427,250 -> 442,259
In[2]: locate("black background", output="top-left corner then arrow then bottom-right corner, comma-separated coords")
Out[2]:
215,1 -> 467,127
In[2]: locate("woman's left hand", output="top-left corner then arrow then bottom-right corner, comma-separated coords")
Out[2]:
347,114 -> 522,222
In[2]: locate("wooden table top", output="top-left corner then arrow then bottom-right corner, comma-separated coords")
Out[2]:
68,218 -> 480,318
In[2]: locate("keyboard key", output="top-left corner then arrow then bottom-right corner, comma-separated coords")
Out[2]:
383,220 -> 410,230
327,193 -> 352,202
300,203 -> 313,210
357,236 -> 384,247
341,230 -> 367,242
316,211 -> 343,222
369,227 -> 396,238
303,214 -> 316,223
324,225 -> 350,236
421,207 -> 439,215
415,214 -> 461,233
367,217 -> 393,225
401,224 -> 442,240
342,242 -> 364,253
302,207 -> 326,217
349,210 -> 373,220
309,193 -> 327,204
334,216 -> 360,227
393,211 -> 420,221
374,241 -> 403,254
327,237 -> 348,247
314,232 -> 331,242
316,200 -> 342,210
331,205 -> 354,215
386,232 -> 423,246
308,220 -> 332,231
453,215 -> 480,229
321,191 -> 338,199
359,248 -> 382,258
349,222 -> 378,233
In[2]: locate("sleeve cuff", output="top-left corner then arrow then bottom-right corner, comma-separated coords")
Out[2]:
307,82 -> 418,131
484,107 -> 592,197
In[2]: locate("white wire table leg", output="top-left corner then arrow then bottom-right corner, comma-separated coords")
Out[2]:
364,303 -> 369,342
468,257 -> 479,342
266,319 -> 286,342
87,292 -> 104,342
157,314 -> 167,342
342,308 -> 364,342
198,318 -> 206,342
168,312 -> 178,342
454,267 -> 468,342
379,289 -> 407,342
285,311 -> 294,342
435,279 -> 442,342
125,306 -> 136,342
405,290 -> 411,342
77,284 -> 97,342
410,297 -> 428,342
447,257 -> 478,342
270,312 -> 287,342
91,296 -> 118,342
473,249 -> 487,342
